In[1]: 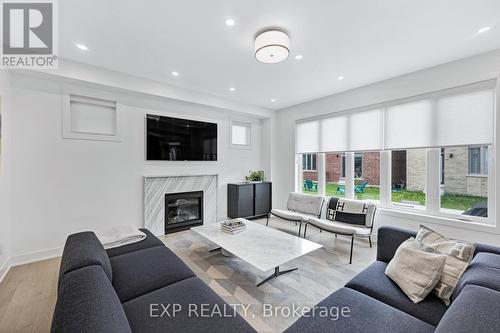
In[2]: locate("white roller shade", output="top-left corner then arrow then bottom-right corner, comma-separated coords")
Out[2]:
384,100 -> 433,149
319,109 -> 383,152
320,115 -> 348,152
296,120 -> 319,153
435,89 -> 494,147
384,88 -> 495,149
296,81 -> 496,153
349,109 -> 383,151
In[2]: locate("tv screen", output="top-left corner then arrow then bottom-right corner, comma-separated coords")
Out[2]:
146,115 -> 217,161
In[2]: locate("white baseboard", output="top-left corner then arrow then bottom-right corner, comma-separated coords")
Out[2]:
10,246 -> 62,267
0,246 -> 62,284
0,260 -> 12,284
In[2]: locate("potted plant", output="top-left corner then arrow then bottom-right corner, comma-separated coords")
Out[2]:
245,170 -> 264,183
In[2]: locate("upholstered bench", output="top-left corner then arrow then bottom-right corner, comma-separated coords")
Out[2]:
304,197 -> 376,264
267,192 -> 324,236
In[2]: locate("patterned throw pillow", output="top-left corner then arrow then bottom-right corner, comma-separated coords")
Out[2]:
416,225 -> 476,305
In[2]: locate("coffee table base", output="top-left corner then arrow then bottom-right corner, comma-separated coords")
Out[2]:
257,266 -> 298,287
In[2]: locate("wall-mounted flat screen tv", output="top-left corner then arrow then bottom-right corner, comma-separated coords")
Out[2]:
146,115 -> 217,161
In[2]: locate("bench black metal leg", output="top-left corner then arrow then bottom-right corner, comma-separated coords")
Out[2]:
266,213 -> 270,226
257,266 -> 298,287
303,223 -> 309,238
368,236 -> 372,248
349,236 -> 354,264
298,222 -> 302,237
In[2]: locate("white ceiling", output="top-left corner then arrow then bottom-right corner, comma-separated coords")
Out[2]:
59,0 -> 500,110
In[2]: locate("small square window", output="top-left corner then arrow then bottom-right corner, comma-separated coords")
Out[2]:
231,122 -> 251,146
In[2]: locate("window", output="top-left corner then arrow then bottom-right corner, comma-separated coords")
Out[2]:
391,149 -> 426,210
301,153 -> 318,194
468,146 -> 488,175
62,93 -> 121,142
231,122 -> 251,146
354,152 -> 380,201
302,154 -> 317,171
441,146 -> 489,218
324,152 -> 345,198
295,81 -> 495,225
354,153 -> 363,178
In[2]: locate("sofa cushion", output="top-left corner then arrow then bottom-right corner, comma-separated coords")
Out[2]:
377,226 -> 416,263
110,245 -> 196,302
286,192 -> 323,216
345,261 -> 447,326
123,277 -> 255,333
472,252 -> 500,269
58,231 -> 112,289
51,265 -> 131,333
307,218 -> 371,236
435,285 -> 500,333
270,208 -> 314,222
452,260 -> 500,300
106,228 -> 165,257
284,287 -> 435,333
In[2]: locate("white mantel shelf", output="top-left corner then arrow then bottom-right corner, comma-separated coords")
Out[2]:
144,174 -> 218,179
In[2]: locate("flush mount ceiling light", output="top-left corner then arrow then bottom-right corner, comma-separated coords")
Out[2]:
255,29 -> 290,64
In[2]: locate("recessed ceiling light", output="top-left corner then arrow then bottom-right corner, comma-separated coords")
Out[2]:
271,99 -> 276,103
172,71 -> 179,76
477,26 -> 491,34
225,19 -> 235,26
229,87 -> 236,92
75,43 -> 89,51
337,76 -> 344,80
295,54 -> 303,60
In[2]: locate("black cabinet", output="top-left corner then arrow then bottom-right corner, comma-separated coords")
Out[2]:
227,182 -> 272,219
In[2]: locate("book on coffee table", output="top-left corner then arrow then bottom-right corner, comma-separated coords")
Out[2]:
220,219 -> 246,234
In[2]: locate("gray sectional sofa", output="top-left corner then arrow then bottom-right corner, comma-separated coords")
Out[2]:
51,229 -> 255,333
286,226 -> 500,333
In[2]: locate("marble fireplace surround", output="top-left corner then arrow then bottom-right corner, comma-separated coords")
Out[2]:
144,174 -> 218,236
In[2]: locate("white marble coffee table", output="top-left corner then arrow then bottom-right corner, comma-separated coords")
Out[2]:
191,219 -> 322,286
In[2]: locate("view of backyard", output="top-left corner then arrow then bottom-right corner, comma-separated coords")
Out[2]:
303,182 -> 486,212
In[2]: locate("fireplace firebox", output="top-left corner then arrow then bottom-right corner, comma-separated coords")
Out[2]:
165,191 -> 203,234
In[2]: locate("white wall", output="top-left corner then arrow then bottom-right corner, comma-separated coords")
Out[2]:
5,73 -> 269,262
273,49 -> 500,245
0,71 -> 12,279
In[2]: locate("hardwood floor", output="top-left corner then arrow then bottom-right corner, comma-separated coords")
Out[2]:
0,257 -> 60,333
0,218 -> 376,333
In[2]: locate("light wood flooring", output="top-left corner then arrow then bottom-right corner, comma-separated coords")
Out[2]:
0,218 -> 376,333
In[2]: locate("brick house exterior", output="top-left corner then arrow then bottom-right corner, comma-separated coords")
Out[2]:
302,152 -> 380,185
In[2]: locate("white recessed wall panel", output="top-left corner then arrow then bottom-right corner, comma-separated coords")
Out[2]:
384,100 -> 433,149
436,89 -> 494,147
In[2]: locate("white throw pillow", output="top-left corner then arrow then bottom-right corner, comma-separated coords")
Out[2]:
385,238 -> 447,304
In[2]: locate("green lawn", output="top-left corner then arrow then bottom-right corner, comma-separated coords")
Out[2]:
303,182 -> 486,212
